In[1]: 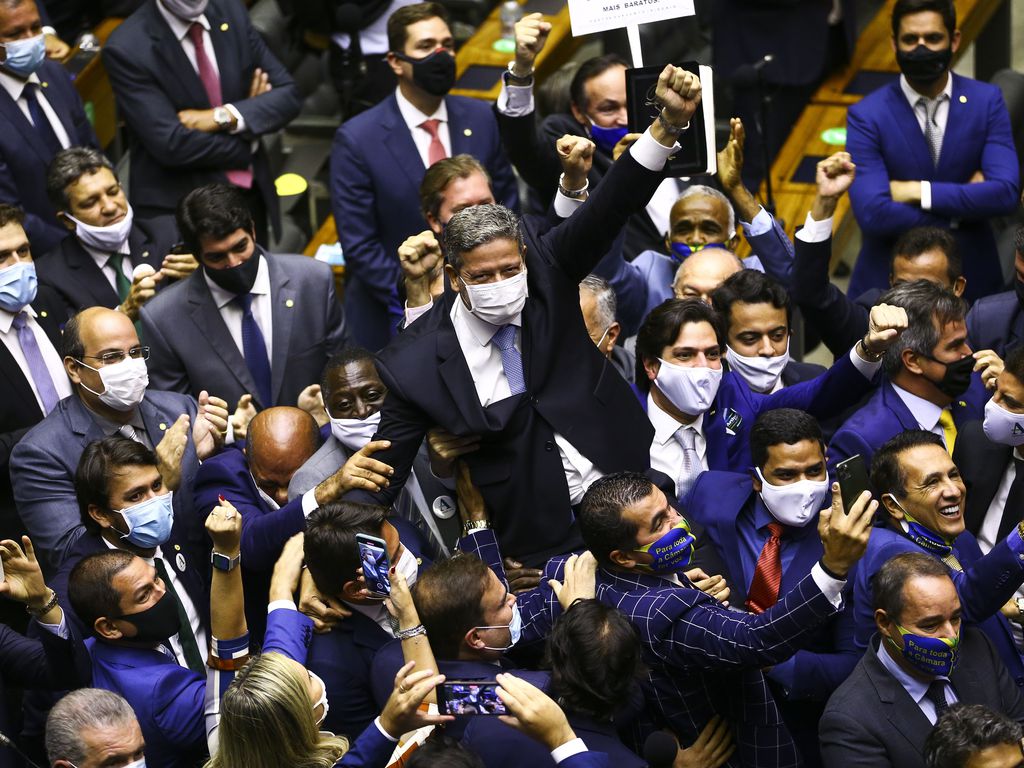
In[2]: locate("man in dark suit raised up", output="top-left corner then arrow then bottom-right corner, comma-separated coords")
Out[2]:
102,0 -> 301,244
345,66 -> 702,566
821,552 -> 1024,768
330,1 -> 518,351
0,0 -> 98,254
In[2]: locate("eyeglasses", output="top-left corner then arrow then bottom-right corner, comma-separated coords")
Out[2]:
80,346 -> 150,365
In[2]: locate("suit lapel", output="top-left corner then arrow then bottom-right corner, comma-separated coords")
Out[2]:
447,97 -> 475,155
65,239 -> 121,307
0,85 -> 59,164
435,304 -> 489,433
886,83 -> 935,178
128,226 -> 163,271
702,404 -> 730,470
0,342 -> 44,420
865,641 -> 935,754
267,256 -> 295,405
881,380 -> 921,431
139,396 -> 171,447
146,4 -> 211,108
381,96 -> 427,191
936,75 -> 966,175
206,4 -> 241,103
67,395 -> 109,444
185,272 -> 257,395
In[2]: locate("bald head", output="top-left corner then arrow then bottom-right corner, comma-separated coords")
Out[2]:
673,248 -> 744,304
247,407 -> 320,506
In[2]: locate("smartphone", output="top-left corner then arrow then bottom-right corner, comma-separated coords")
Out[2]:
436,681 -> 507,716
355,533 -> 391,598
836,454 -> 871,514
168,242 -> 191,255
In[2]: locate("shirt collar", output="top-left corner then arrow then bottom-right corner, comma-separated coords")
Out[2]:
203,253 -> 270,310
0,303 -> 35,334
876,633 -> 945,704
450,296 -> 521,347
394,86 -> 448,132
892,383 -> 945,432
647,393 -> 703,445
0,68 -> 42,101
83,239 -> 132,269
899,72 -> 953,109
156,0 -> 211,40
92,409 -> 147,437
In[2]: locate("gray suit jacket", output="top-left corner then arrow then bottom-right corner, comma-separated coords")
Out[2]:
819,628 -> 1024,768
139,251 -> 348,410
288,434 -> 461,552
10,391 -> 201,569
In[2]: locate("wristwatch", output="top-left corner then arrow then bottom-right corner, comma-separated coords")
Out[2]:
504,61 -> 534,85
462,519 -> 491,538
211,551 -> 241,572
558,173 -> 589,200
212,106 -> 233,129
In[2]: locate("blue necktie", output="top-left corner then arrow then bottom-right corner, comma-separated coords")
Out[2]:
12,312 -> 59,414
23,83 -> 62,156
491,324 -> 525,395
234,293 -> 273,408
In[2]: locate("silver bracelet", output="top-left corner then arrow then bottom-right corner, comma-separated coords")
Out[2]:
558,173 -> 589,200
26,588 -> 58,617
657,110 -> 689,136
396,624 -> 427,640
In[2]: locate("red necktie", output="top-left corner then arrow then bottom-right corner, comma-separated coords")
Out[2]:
187,23 -> 253,188
420,119 -> 447,166
746,522 -> 784,614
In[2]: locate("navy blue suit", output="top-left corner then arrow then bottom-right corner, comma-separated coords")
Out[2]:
966,289 -> 1023,358
0,60 -> 98,254
847,74 -> 1020,300
827,375 -> 989,475
851,526 -> 1024,688
102,0 -> 301,234
330,92 -> 518,350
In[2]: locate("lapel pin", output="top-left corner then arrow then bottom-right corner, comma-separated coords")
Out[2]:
958,400 -> 966,407
142,251 -> 150,258
159,422 -> 167,430
40,310 -> 47,318
463,128 -> 472,137
285,298 -> 294,308
176,552 -> 187,571
220,22 -> 229,31
174,544 -> 181,551
40,81 -> 48,88
959,95 -> 967,103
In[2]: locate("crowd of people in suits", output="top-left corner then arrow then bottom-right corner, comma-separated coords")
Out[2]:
1,0 -> 1024,766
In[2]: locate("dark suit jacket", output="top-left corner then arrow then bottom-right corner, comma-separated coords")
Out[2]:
330,92 -> 519,350
0,60 -> 98,254
140,251 -> 348,410
10,390 -> 202,569
955,419 -> 1018,539
102,0 -> 301,233
819,629 -> 1024,768
38,216 -> 179,316
847,74 -> 1020,300
966,289 -> 1024,358
828,375 -> 989,475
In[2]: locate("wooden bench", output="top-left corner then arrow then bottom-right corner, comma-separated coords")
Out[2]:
69,18 -> 122,150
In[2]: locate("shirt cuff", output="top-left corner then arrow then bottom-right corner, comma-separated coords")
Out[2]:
405,300 -> 434,326
496,80 -> 535,117
42,26 -> 57,37
920,181 -> 932,210
268,599 -> 297,614
796,212 -> 834,243
1006,525 -> 1024,561
551,738 -> 588,763
849,344 -> 882,379
553,191 -> 585,218
629,128 -> 680,172
811,562 -> 845,608
374,716 -> 400,742
211,631 -> 250,659
301,488 -> 319,518
742,207 -> 773,238
224,418 -> 236,446
36,613 -> 68,640
223,104 -> 246,134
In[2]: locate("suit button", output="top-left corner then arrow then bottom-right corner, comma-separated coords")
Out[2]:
545,441 -> 554,451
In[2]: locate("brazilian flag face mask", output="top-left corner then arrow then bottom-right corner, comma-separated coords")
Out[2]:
632,520 -> 696,574
886,623 -> 960,678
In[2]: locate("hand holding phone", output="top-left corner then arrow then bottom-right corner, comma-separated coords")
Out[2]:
437,681 -> 507,716
836,454 -> 870,515
356,533 -> 391,598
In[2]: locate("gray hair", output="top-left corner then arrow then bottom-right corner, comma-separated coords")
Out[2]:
46,147 -> 117,211
46,689 -> 138,766
676,185 -> 736,239
879,279 -> 967,378
443,204 -> 523,273
580,274 -> 617,329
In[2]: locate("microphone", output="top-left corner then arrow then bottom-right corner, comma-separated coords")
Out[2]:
732,54 -> 775,87
0,730 -> 45,768
643,731 -> 679,768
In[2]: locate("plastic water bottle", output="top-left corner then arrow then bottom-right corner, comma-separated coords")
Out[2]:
500,0 -> 522,41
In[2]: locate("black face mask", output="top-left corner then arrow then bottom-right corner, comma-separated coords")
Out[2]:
922,353 -> 975,399
204,252 -> 260,296
896,44 -> 952,86
395,48 -> 455,97
118,591 -> 182,644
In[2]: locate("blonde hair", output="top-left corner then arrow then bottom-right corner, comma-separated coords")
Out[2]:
205,653 -> 349,768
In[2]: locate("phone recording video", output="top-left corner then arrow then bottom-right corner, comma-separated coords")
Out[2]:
355,533 -> 391,598
437,682 -> 507,716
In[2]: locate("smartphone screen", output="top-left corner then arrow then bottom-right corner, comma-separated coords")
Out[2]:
836,454 -> 870,514
437,681 -> 507,716
355,534 -> 391,598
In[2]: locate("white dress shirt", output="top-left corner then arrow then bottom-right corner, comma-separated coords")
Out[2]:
83,240 -> 133,294
0,304 -> 72,413
203,254 -> 274,361
891,384 -> 951,448
332,0 -> 416,54
395,88 -> 451,168
899,73 -> 953,210
0,69 -> 71,148
647,394 -> 708,493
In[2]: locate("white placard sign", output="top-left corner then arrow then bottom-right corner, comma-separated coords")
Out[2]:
567,0 -> 695,37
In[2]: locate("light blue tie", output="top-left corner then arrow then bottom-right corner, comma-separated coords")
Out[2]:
491,325 -> 525,395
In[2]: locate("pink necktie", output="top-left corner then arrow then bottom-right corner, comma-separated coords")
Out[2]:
420,119 -> 447,167
187,23 -> 253,188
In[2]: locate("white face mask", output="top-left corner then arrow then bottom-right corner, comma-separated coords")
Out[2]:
309,669 -> 329,726
393,544 -> 419,587
654,359 -> 723,416
250,473 -> 281,511
77,356 -> 149,411
755,467 -> 830,528
66,204 -> 134,254
982,397 -> 1024,447
460,269 -> 529,326
159,0 -> 209,20
725,341 -> 790,394
330,411 -> 381,453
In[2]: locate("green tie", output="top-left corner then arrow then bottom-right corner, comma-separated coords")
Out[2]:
154,557 -> 206,674
108,253 -> 132,303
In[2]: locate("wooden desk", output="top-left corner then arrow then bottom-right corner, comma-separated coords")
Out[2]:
450,1 -> 580,101
70,18 -> 122,149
